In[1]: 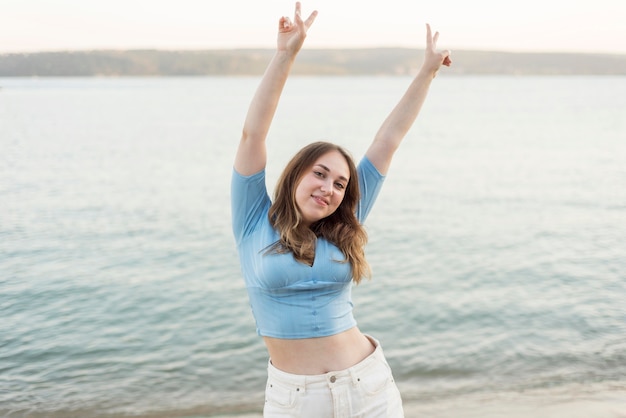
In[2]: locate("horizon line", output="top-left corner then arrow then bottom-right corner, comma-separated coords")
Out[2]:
2,47 -> 626,57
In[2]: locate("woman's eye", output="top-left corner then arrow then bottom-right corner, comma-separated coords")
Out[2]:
314,171 -> 324,177
335,183 -> 345,190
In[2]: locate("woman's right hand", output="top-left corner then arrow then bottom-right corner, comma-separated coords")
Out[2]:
277,2 -> 318,56
421,23 -> 452,77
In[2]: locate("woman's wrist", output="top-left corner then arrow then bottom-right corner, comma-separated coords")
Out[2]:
274,49 -> 300,68
417,65 -> 440,81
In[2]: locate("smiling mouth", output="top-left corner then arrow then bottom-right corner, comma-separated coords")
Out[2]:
312,196 -> 329,206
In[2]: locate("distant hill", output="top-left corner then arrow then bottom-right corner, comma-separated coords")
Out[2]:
1,49 -> 626,76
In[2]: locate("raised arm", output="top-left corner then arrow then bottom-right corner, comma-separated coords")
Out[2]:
365,24 -> 451,175
234,2 -> 318,176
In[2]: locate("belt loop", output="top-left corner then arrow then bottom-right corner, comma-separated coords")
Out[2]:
349,368 -> 359,387
301,374 -> 307,392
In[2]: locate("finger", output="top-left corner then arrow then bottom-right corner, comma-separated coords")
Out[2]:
279,16 -> 292,30
304,10 -> 318,28
426,24 -> 433,49
293,2 -> 305,32
433,31 -> 440,48
294,1 -> 302,22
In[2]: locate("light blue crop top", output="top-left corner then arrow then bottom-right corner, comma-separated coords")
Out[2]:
231,156 -> 385,339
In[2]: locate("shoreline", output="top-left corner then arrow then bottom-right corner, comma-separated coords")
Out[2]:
202,385 -> 626,418
401,386 -> 626,418
3,384 -> 624,417
207,383 -> 626,418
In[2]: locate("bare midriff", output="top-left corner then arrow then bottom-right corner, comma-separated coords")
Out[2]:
263,327 -> 376,375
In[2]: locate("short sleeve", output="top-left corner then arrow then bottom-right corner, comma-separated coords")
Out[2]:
356,156 -> 385,223
231,168 -> 271,245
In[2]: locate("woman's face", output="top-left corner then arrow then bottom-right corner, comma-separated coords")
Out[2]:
295,150 -> 350,227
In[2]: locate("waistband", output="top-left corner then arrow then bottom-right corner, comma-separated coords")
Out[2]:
266,335 -> 388,392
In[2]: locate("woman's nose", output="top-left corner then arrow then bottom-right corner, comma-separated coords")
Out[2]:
320,180 -> 333,195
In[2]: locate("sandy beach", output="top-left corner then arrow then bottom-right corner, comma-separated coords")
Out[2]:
208,400 -> 626,418
401,387 -> 626,418
208,384 -> 626,418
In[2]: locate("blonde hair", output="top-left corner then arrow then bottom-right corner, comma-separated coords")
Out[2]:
266,142 -> 371,283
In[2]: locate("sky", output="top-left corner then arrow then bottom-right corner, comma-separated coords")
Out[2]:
2,0 -> 626,54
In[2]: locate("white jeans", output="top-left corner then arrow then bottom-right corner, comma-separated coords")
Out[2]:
263,336 -> 404,418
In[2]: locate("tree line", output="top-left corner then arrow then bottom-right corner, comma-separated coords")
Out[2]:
1,49 -> 625,76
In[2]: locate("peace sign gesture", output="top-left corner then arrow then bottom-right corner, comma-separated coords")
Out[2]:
277,2 -> 318,56
423,23 -> 452,76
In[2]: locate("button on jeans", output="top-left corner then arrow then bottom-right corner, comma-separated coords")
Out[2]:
263,336 -> 404,418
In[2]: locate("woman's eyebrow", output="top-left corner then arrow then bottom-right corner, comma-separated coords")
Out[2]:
315,164 -> 348,182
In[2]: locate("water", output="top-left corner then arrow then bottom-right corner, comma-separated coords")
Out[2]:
1,75 -> 625,416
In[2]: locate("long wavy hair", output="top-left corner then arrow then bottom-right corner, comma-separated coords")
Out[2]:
266,142 -> 371,283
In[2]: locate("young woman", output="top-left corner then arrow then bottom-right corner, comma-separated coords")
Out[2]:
231,3 -> 451,416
